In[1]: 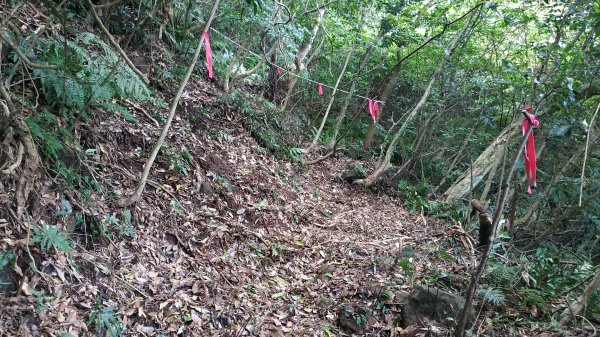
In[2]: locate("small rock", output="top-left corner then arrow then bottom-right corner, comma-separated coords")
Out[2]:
215,314 -> 233,328
342,163 -> 367,183
200,181 -> 213,194
0,270 -> 17,293
402,284 -> 474,327
316,264 -> 336,282
344,148 -> 368,160
337,305 -> 370,334
374,255 -> 395,269
315,296 -> 335,311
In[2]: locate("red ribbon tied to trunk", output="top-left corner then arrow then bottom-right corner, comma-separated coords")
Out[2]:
201,31 -> 213,79
317,83 -> 323,95
521,106 -> 540,194
368,99 -> 380,121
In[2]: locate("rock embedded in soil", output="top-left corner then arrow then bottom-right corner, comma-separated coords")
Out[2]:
342,163 -> 367,183
402,284 -> 474,327
337,305 -> 372,334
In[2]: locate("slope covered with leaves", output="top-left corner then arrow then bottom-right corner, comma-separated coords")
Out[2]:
0,70 -> 436,335
1,59 -> 593,337
1,1 -> 599,336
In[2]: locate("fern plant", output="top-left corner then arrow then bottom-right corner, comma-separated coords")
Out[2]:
0,250 -> 16,270
31,223 -> 74,259
34,32 -> 152,120
25,110 -> 73,160
286,147 -> 306,164
476,287 -> 506,305
88,295 -> 123,337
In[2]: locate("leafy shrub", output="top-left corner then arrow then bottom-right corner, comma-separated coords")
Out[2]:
397,179 -> 432,212
0,250 -> 16,270
222,89 -> 306,154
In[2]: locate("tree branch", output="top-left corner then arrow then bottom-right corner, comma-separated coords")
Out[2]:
0,29 -> 58,70
86,0 -> 150,84
116,0 -> 221,207
455,125 -> 534,336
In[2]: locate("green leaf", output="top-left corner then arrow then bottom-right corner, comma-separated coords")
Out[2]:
0,250 -> 16,270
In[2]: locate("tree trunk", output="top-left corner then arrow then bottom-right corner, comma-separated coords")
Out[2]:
362,63 -> 402,151
330,35 -> 379,148
116,0 -> 221,207
355,8 -> 477,187
305,50 -> 353,154
279,8 -> 325,112
443,121 -> 520,202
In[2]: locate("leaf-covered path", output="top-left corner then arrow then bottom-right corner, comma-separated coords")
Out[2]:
1,78 -> 480,337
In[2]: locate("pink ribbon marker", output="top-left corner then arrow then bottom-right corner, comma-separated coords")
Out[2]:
318,83 -> 323,95
521,106 -> 540,194
368,99 -> 375,121
277,67 -> 282,75
201,31 -> 213,79
368,99 -> 380,121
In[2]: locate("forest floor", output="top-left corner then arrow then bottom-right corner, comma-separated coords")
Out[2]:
2,76 -> 583,337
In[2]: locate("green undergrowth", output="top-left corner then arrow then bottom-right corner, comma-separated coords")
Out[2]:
221,89 -> 307,156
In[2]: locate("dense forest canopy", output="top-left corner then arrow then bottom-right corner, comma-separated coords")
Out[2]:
0,0 -> 599,336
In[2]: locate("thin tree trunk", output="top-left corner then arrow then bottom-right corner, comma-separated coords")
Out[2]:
479,148 -> 501,202
408,111 -> 436,170
454,125 -> 534,337
578,101 -> 599,206
223,34 -> 254,93
116,0 -> 220,207
362,64 -> 401,150
355,7 -> 479,187
280,8 -> 325,112
305,50 -> 353,154
433,123 -> 476,194
330,35 -> 379,148
515,135 -> 598,226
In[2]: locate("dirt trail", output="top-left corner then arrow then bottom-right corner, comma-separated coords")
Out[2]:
1,79 -> 467,337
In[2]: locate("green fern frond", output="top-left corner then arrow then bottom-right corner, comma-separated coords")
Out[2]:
99,101 -> 138,122
476,287 -> 506,305
31,224 -> 74,258
64,79 -> 86,109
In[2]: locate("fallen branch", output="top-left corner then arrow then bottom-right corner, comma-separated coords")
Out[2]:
578,101 -> 599,206
560,267 -> 600,326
